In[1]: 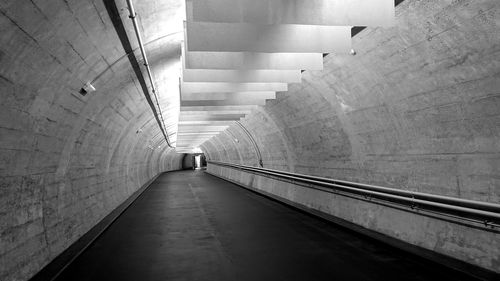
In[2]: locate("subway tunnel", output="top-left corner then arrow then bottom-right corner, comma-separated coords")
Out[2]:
0,0 -> 499,281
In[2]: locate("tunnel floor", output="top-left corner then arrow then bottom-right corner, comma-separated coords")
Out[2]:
55,170 -> 480,281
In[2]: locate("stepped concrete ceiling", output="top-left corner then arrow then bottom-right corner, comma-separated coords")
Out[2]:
176,0 -> 396,152
0,0 -> 396,154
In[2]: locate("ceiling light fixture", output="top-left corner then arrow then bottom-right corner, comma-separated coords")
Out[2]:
79,82 -> 96,96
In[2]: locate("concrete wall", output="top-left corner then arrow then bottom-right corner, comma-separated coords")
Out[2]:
0,1 -> 184,281
203,0 -> 500,273
182,154 -> 193,169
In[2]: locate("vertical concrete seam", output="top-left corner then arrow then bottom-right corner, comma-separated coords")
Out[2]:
235,121 -> 263,167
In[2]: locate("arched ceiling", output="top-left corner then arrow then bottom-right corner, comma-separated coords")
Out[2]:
0,1 -> 189,280
106,0 -> 186,147
1,1 -> 499,280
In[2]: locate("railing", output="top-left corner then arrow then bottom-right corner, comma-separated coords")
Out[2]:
207,160 -> 500,228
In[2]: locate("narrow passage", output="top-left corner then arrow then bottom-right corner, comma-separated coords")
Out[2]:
55,170 -> 479,281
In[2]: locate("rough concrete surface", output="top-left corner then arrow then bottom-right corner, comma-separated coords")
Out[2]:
0,0 -> 499,280
202,0 -> 500,274
0,1 -> 185,280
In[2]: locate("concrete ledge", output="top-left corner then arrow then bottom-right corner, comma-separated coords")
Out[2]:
29,172 -> 167,281
206,170 -> 499,281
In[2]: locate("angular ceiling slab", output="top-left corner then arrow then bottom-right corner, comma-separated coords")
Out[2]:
191,0 -> 395,27
177,136 -> 217,140
178,120 -> 235,126
177,135 -> 219,140
179,124 -> 230,129
185,51 -> 323,70
181,110 -> 253,115
176,144 -> 209,149
177,138 -> 213,141
186,21 -> 351,53
181,91 -> 276,101
182,69 -> 301,83
181,98 -> 267,107
178,131 -> 220,135
179,113 -> 246,121
176,144 -> 210,150
180,105 -> 257,112
181,42 -> 303,82
181,82 -> 287,93
178,129 -> 228,133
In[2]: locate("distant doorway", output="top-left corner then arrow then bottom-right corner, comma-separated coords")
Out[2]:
194,155 -> 201,169
193,154 -> 207,170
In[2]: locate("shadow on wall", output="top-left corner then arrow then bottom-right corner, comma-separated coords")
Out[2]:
182,153 -> 207,170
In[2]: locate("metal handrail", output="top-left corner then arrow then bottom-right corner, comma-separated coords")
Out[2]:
207,160 -> 500,225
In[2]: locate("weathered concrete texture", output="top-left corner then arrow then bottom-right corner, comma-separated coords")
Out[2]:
202,0 -> 500,273
0,1 -> 184,281
55,170 -> 484,281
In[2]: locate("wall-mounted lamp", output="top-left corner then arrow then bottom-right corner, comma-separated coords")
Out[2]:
350,49 -> 357,56
79,82 -> 96,96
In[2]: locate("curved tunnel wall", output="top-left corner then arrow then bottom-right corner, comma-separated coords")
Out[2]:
0,0 -> 498,280
203,0 -> 500,273
0,1 -> 185,281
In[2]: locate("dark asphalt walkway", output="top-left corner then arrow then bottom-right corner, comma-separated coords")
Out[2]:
55,170 -> 480,281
